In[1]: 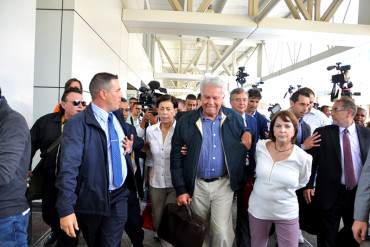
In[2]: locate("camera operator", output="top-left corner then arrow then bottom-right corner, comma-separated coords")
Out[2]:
138,108 -> 158,136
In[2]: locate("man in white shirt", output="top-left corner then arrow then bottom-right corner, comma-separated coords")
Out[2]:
301,87 -> 332,134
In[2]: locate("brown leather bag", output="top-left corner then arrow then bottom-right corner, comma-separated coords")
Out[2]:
158,203 -> 208,247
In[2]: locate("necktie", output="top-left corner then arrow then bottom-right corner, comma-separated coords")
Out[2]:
343,128 -> 356,190
297,119 -> 303,144
108,113 -> 123,187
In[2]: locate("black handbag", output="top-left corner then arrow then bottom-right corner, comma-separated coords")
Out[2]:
158,203 -> 208,247
26,136 -> 61,201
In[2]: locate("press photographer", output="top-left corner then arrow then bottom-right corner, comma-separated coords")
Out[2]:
137,80 -> 167,136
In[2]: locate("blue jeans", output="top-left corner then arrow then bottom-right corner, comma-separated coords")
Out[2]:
0,210 -> 30,247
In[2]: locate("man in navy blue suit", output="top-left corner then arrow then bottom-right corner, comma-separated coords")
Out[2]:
246,89 -> 269,140
230,88 -> 258,247
56,73 -> 137,247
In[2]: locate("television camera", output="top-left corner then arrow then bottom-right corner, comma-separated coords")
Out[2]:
236,67 -> 249,86
268,103 -> 282,120
283,84 -> 301,98
251,81 -> 264,92
138,80 -> 167,113
327,62 -> 360,101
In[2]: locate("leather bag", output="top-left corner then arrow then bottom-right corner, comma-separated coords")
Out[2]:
158,203 -> 208,247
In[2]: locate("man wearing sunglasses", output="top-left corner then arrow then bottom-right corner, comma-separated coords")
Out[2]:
30,87 -> 85,246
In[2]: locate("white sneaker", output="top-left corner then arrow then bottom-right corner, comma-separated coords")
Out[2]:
298,230 -> 305,244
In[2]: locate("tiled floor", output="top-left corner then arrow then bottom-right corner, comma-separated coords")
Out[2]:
30,205 -> 370,247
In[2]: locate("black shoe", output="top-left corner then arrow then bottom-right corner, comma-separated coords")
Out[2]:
44,231 -> 58,246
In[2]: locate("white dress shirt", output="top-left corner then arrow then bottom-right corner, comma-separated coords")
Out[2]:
303,108 -> 332,134
146,121 -> 176,188
339,123 -> 362,185
248,139 -> 312,220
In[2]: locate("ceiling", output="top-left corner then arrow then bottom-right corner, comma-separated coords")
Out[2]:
121,0 -> 368,97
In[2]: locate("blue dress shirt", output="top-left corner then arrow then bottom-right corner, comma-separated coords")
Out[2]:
197,113 -> 226,179
91,103 -> 127,190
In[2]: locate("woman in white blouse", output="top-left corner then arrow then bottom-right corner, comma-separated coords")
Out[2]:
248,110 -> 312,247
145,94 -> 177,244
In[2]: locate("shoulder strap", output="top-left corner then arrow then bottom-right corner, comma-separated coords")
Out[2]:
46,135 -> 62,154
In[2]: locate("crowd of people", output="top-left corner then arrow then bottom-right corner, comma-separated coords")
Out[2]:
2,73 -> 370,247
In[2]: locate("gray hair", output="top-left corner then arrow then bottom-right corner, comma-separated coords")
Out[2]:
199,77 -> 224,94
335,96 -> 357,116
89,72 -> 118,99
229,87 -> 247,102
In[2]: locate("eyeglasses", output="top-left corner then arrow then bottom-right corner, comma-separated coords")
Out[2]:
70,100 -> 86,107
331,108 -> 347,113
232,98 -> 247,103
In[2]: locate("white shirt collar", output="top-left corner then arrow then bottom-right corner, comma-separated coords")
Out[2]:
339,122 -> 356,135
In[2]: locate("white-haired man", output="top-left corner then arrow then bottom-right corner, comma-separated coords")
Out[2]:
171,77 -> 252,246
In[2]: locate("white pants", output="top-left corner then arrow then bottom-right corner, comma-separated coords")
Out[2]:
191,177 -> 235,247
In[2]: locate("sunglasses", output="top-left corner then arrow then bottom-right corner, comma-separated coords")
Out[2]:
70,100 -> 86,107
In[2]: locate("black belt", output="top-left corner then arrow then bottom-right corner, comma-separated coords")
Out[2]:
201,176 -> 226,183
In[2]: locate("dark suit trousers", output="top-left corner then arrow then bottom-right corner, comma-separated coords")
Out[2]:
125,190 -> 144,247
235,187 -> 251,247
317,185 -> 358,247
77,185 -> 129,247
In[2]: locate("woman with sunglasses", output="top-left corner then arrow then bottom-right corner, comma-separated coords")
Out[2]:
247,110 -> 312,247
145,94 -> 177,246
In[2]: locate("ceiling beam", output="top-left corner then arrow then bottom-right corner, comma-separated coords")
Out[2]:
257,44 -> 263,77
248,0 -> 259,17
155,37 -> 177,73
294,0 -> 312,20
206,39 -> 210,72
284,0 -> 301,19
307,0 -> 313,19
197,0 -> 213,12
321,0 -> 344,22
209,40 -> 232,76
179,36 -> 183,73
122,10 -> 370,46
222,46 -> 256,75
213,0 -> 227,13
254,0 -> 281,23
168,0 -> 183,11
262,46 -> 351,81
155,72 -> 205,81
145,0 -> 151,10
183,41 -> 207,73
315,0 -> 321,21
187,0 -> 193,11
211,39 -> 244,73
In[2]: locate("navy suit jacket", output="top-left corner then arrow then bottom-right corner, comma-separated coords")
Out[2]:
245,114 -> 258,175
295,120 -> 311,146
253,111 -> 269,140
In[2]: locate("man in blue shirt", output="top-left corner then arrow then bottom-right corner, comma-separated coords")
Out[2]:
246,89 -> 269,140
56,73 -> 137,246
171,78 -> 252,247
